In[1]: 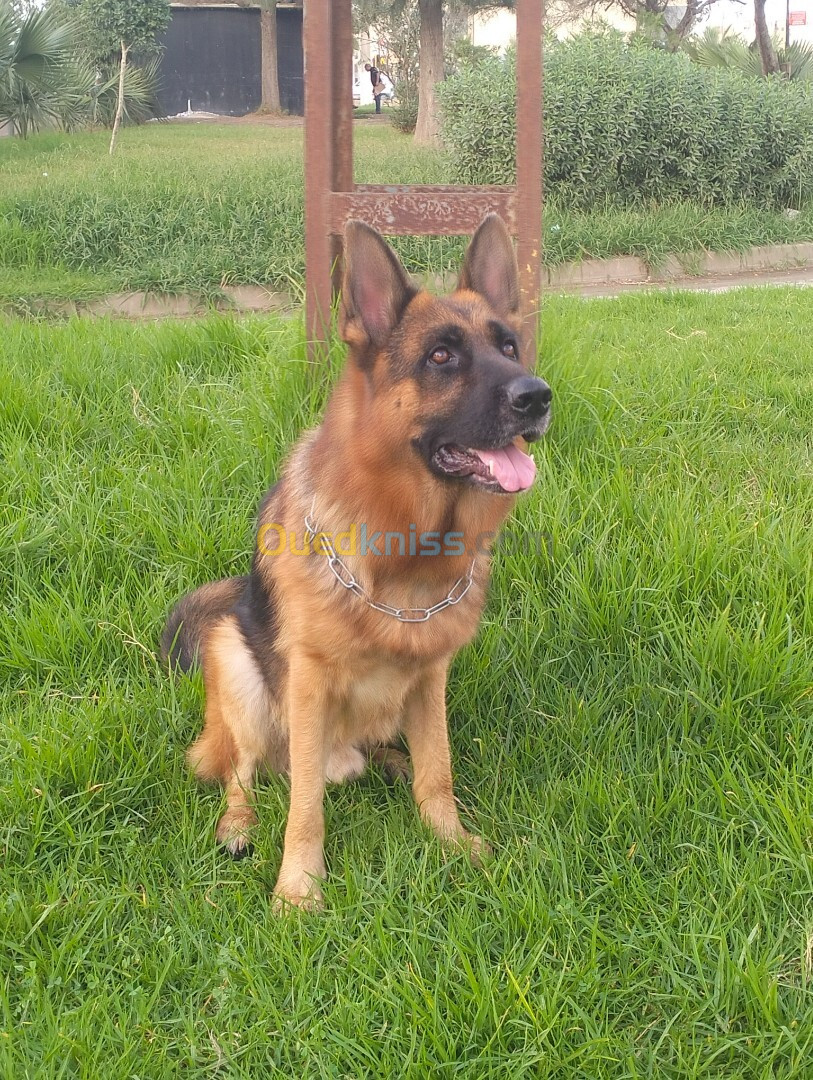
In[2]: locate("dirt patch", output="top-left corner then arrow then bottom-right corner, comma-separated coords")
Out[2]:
189,111 -> 303,127
162,110 -> 393,128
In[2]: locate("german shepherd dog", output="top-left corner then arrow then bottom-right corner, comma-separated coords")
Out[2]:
162,214 -> 551,909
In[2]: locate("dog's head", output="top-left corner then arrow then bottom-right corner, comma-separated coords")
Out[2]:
338,215 -> 551,496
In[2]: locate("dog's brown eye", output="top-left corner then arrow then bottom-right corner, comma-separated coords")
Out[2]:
429,347 -> 452,365
502,341 -> 517,358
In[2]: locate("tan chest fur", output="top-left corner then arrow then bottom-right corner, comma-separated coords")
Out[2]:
336,655 -> 420,745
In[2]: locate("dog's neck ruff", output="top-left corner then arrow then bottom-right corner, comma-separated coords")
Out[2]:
304,511 -> 476,623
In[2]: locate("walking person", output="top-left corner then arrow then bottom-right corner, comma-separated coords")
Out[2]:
365,61 -> 384,114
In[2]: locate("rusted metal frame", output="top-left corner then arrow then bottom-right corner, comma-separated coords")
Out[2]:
515,0 -> 544,361
329,190 -> 517,235
305,0 -> 543,358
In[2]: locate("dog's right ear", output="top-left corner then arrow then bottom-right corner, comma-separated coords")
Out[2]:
340,221 -> 416,351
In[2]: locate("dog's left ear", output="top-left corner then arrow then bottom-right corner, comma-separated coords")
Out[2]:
457,213 -> 519,317
340,221 -> 417,350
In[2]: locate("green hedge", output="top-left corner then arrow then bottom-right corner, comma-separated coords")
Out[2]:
439,33 -> 813,208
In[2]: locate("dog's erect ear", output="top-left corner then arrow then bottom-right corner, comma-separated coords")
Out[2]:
457,213 -> 519,317
340,221 -> 416,349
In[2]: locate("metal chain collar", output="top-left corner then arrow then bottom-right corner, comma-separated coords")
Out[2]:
304,511 -> 476,623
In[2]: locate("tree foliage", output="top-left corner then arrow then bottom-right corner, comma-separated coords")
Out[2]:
56,0 -> 170,65
54,0 -> 168,152
543,0 -> 726,47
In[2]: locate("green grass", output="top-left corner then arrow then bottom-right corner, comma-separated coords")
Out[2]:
2,124 -> 812,304
2,288 -> 813,1075
544,200 -> 813,269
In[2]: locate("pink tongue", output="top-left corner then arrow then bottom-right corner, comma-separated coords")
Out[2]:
473,443 -> 537,493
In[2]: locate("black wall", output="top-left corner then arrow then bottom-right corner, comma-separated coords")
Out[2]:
277,7 -> 303,114
157,6 -> 303,117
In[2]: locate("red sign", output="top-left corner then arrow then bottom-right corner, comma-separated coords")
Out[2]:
789,10 -> 807,24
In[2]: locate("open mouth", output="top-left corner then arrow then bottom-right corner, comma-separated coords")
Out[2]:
432,442 -> 537,494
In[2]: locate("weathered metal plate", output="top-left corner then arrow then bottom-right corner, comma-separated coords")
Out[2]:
330,189 -> 517,236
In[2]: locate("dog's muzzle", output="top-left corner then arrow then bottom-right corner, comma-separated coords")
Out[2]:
503,375 -> 552,438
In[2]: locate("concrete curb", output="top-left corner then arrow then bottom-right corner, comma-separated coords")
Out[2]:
545,241 -> 813,291
0,285 -> 295,320
3,242 -> 813,319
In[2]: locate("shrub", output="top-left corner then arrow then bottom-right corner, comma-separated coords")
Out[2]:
439,33 -> 813,208
390,93 -> 418,134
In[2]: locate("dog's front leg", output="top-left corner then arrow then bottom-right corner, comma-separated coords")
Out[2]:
403,663 -> 489,862
273,653 -> 330,912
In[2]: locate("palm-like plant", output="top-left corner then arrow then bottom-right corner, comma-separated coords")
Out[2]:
783,40 -> 813,81
0,5 -> 78,136
0,4 -> 162,136
685,26 -> 813,83
93,56 -> 162,128
684,27 -> 762,75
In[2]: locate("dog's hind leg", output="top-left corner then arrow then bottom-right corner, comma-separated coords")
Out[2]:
370,745 -> 412,783
217,760 -> 260,859
187,616 -> 277,859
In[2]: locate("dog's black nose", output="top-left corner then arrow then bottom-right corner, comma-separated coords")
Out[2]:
504,376 -> 552,418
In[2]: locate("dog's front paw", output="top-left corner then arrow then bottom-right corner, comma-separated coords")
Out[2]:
459,832 -> 492,866
420,799 -> 491,864
216,807 -> 257,860
272,866 -> 324,914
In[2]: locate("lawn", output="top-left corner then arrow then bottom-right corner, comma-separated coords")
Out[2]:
2,288 -> 813,1076
2,122 -> 813,304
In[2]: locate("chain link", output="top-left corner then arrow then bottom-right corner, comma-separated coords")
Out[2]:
304,513 -> 476,623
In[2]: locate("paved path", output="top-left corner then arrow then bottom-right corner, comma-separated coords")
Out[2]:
572,264 -> 813,298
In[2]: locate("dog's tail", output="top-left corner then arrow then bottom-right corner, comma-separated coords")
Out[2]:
160,576 -> 249,674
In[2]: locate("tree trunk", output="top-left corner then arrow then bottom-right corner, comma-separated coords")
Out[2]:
754,0 -> 780,75
669,0 -> 699,48
414,0 -> 443,146
109,41 -> 128,155
260,3 -> 281,113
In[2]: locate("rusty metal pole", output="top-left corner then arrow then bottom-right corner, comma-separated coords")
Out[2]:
515,0 -> 544,366
330,0 -> 354,298
304,0 -> 333,353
